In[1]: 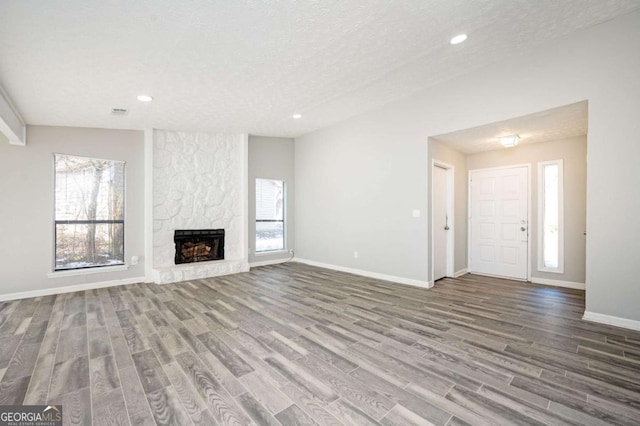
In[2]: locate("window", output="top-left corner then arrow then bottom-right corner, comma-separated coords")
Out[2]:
538,160 -> 564,273
54,154 -> 125,270
255,178 -> 284,252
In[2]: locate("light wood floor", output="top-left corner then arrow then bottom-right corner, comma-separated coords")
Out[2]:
1,263 -> 640,425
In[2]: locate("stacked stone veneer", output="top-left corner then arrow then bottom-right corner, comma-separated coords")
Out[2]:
152,130 -> 248,283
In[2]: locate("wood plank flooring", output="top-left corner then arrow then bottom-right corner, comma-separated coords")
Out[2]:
1,263 -> 640,425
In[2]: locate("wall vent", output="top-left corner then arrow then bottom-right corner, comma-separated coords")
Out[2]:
111,107 -> 129,115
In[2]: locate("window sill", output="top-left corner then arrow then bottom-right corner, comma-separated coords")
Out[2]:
47,264 -> 129,278
255,250 -> 290,257
537,267 -> 564,274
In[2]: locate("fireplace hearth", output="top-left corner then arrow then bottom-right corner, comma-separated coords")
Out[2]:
174,229 -> 224,264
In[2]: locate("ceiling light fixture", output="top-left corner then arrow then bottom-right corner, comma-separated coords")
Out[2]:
450,34 -> 467,45
499,135 -> 520,148
137,94 -> 154,102
292,113 -> 302,119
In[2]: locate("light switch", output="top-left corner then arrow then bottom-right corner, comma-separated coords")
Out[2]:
412,209 -> 421,218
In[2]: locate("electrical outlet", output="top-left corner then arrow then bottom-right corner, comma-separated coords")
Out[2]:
412,209 -> 421,218
131,255 -> 139,265
353,251 -> 359,259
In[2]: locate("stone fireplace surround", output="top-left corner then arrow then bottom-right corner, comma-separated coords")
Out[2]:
146,130 -> 249,284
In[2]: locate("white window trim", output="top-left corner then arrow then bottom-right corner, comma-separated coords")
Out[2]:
47,264 -> 129,278
537,160 -> 564,274
255,249 -> 289,257
52,153 -> 127,273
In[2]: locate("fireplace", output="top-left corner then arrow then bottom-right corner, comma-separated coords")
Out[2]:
174,229 -> 224,265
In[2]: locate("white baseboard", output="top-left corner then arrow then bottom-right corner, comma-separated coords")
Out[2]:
0,276 -> 146,302
530,277 -> 585,290
250,257 -> 291,268
583,311 -> 640,332
292,257 -> 431,289
453,268 -> 468,278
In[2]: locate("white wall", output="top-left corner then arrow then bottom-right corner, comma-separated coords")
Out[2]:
248,135 -> 295,265
0,126 -> 145,297
295,11 -> 640,321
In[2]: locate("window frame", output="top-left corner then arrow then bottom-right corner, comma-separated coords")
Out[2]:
255,178 -> 286,253
53,153 -> 126,272
537,159 -> 564,274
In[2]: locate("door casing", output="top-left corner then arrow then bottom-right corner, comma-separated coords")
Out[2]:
431,160 -> 455,284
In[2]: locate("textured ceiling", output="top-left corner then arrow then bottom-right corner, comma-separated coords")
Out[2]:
0,1 -> 638,137
432,101 -> 588,154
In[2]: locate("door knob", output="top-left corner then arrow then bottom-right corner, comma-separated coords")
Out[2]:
520,226 -> 526,231
444,226 -> 450,230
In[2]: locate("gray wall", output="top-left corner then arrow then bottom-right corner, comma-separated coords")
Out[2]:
248,135 -> 295,264
295,11 -> 640,321
0,126 -> 145,296
427,138 -> 468,279
295,121 -> 428,280
466,136 -> 587,284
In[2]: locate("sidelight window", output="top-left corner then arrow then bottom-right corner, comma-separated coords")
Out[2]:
538,160 -> 564,273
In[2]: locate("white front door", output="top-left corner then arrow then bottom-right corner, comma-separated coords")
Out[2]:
433,165 -> 448,281
470,166 -> 528,280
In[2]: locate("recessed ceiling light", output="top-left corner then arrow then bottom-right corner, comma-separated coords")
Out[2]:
450,34 -> 468,45
292,113 -> 302,119
499,135 -> 520,147
137,94 -> 153,102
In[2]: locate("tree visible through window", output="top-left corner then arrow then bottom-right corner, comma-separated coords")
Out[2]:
256,178 -> 284,252
54,154 -> 125,270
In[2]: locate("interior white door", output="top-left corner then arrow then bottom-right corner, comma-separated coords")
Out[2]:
470,166 -> 528,280
433,165 -> 448,280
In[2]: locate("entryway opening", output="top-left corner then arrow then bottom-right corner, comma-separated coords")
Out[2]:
427,100 -> 587,288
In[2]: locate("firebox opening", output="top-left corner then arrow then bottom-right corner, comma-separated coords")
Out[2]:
174,229 -> 224,265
